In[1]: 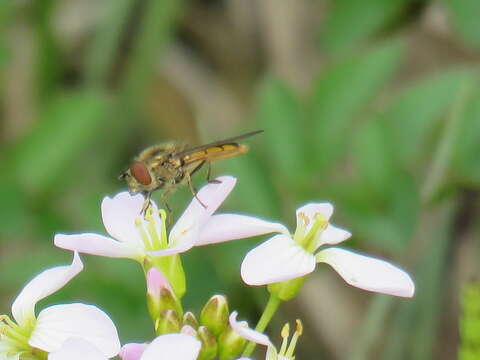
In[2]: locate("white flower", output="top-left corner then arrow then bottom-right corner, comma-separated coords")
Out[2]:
119,334 -> 201,360
241,203 -> 415,297
49,334 -> 202,360
54,176 -> 287,262
0,253 -> 120,359
229,312 -> 295,360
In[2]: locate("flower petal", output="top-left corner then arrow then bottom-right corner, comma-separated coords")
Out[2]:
30,303 -> 120,357
148,224 -> 199,257
241,235 -> 316,286
54,233 -> 144,260
296,203 -> 333,234
229,311 -> 272,347
140,334 -> 201,360
317,224 -> 352,247
48,338 -> 107,360
101,191 -> 145,244
119,343 -> 147,360
169,176 -> 236,246
197,214 -> 289,246
11,252 -> 83,326
317,248 -> 415,297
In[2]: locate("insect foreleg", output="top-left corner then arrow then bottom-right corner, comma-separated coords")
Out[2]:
141,192 -> 152,216
206,162 -> 221,184
186,173 -> 207,208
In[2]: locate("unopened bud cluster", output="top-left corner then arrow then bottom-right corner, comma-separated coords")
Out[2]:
148,289 -> 245,360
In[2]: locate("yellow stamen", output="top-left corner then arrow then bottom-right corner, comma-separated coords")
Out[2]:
293,213 -> 308,243
135,217 -> 154,250
298,213 -> 328,252
285,319 -> 303,358
159,209 -> 168,247
279,323 -> 290,355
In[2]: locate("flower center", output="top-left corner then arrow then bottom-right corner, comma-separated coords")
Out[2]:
135,208 -> 169,251
0,315 -> 36,359
296,213 -> 328,253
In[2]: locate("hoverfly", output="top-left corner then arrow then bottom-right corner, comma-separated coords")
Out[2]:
120,130 -> 263,213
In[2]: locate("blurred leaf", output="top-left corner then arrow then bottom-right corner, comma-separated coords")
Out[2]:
220,155 -> 281,219
321,0 -> 406,53
310,41 -> 403,171
444,0 -> 480,48
420,78 -> 475,203
453,82 -> 480,185
4,91 -> 109,194
0,0 -> 9,68
383,202 -> 455,360
256,78 -> 308,186
385,69 -> 473,166
0,181 -> 32,241
32,0 -> 61,102
121,0 -> 182,115
353,116 -> 399,199
85,0 -> 136,85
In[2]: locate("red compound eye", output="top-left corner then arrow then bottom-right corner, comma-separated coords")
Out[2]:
130,161 -> 152,185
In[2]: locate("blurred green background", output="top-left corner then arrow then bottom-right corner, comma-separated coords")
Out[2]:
1,0 -> 480,359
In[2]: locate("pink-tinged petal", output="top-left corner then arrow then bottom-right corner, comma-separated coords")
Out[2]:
241,235 -> 316,286
101,192 -> 145,244
48,338 -> 107,360
30,303 -> 120,357
229,312 -> 271,347
296,203 -> 333,233
197,214 -> 289,246
119,343 -> 147,360
169,176 -> 236,245
11,252 -> 83,326
146,268 -> 171,297
54,233 -> 144,261
317,224 -> 352,248
317,248 -> 415,297
141,334 -> 201,360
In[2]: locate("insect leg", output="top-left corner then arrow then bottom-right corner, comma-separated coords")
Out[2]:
141,192 -> 152,216
206,162 -> 221,184
186,173 -> 207,208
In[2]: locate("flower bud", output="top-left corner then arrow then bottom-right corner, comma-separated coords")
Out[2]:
200,295 -> 229,336
197,326 -> 217,360
155,309 -> 181,335
183,311 -> 199,329
146,268 -> 183,321
217,325 -> 246,360
181,324 -> 198,337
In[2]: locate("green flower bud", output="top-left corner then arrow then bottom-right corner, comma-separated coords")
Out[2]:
155,309 -> 181,335
200,295 -> 229,336
146,267 -> 183,322
183,311 -> 199,329
197,326 -> 218,360
217,325 -> 246,360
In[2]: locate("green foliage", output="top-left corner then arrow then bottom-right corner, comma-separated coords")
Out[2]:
256,78 -> 308,187
4,91 -> 109,194
2,0 -> 480,355
321,0 -> 407,53
310,40 -> 403,171
459,283 -> 480,360
444,0 -> 480,47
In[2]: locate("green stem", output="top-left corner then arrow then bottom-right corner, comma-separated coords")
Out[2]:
242,294 -> 282,357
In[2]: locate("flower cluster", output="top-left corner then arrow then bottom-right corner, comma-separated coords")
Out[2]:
1,176 -> 414,359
